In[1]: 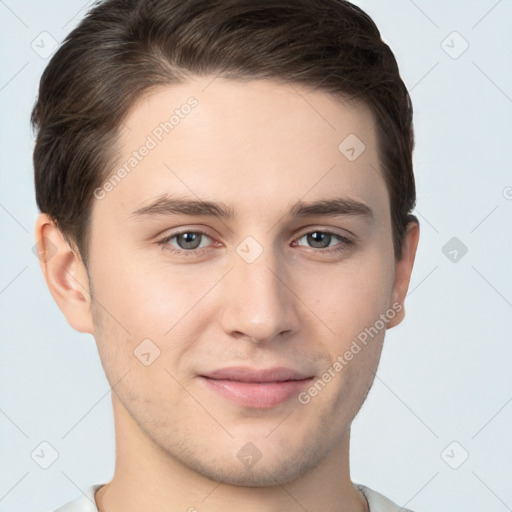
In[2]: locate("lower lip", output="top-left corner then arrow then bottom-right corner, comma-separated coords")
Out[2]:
199,377 -> 313,408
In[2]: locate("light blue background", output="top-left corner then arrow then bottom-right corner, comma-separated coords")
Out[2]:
1,1 -> 511,511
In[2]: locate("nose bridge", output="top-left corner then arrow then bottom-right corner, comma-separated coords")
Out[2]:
219,238 -> 297,342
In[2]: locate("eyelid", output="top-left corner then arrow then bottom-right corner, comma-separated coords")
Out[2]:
292,230 -> 354,252
157,228 -> 218,256
293,226 -> 356,244
157,225 -> 217,243
294,223 -> 356,238
164,228 -> 212,239
157,226 -> 355,257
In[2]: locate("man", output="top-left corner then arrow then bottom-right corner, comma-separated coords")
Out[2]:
33,0 -> 420,510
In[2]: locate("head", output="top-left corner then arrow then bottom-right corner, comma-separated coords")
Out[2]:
33,0 -> 419,488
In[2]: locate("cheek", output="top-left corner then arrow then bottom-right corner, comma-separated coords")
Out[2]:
88,246 -> 229,380
295,250 -> 394,348
90,243 -> 211,335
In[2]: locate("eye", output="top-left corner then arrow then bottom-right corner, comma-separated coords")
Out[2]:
159,230 -> 213,253
294,230 -> 353,251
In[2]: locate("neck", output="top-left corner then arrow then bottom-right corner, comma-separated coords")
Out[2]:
95,396 -> 368,512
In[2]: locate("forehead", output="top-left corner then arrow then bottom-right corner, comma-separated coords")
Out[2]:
96,76 -> 388,221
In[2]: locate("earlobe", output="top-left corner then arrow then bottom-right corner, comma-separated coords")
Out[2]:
387,220 -> 420,329
35,213 -> 94,334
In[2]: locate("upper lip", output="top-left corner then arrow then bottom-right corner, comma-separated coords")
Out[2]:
201,366 -> 311,383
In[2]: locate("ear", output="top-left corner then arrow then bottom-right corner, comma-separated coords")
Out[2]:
387,219 -> 420,329
34,213 -> 94,334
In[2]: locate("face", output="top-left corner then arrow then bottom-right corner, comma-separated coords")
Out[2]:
83,77 -> 409,486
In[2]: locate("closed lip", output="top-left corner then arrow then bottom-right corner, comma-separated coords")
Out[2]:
200,366 -> 312,383
198,366 -> 314,408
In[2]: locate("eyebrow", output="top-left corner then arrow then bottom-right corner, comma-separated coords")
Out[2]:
130,195 -> 373,221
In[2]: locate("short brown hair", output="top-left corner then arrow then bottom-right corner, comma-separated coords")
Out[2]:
32,0 -> 416,266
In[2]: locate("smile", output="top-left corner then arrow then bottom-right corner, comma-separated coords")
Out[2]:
198,366 -> 314,408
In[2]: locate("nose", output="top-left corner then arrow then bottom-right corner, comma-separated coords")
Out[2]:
218,245 -> 300,344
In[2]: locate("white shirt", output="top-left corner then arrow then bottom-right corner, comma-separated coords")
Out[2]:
52,483 -> 414,511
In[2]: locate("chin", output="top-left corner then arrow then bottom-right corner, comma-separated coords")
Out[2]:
170,436 -> 328,488
191,459 -> 314,488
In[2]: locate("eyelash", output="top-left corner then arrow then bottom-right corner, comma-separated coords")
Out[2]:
157,229 -> 354,257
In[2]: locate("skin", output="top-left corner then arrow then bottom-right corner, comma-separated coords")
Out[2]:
36,76 -> 419,512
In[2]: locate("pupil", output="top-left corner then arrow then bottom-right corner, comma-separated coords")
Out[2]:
307,232 -> 331,248
178,232 -> 201,249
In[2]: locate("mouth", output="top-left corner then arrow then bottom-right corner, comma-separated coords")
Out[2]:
198,366 -> 314,409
